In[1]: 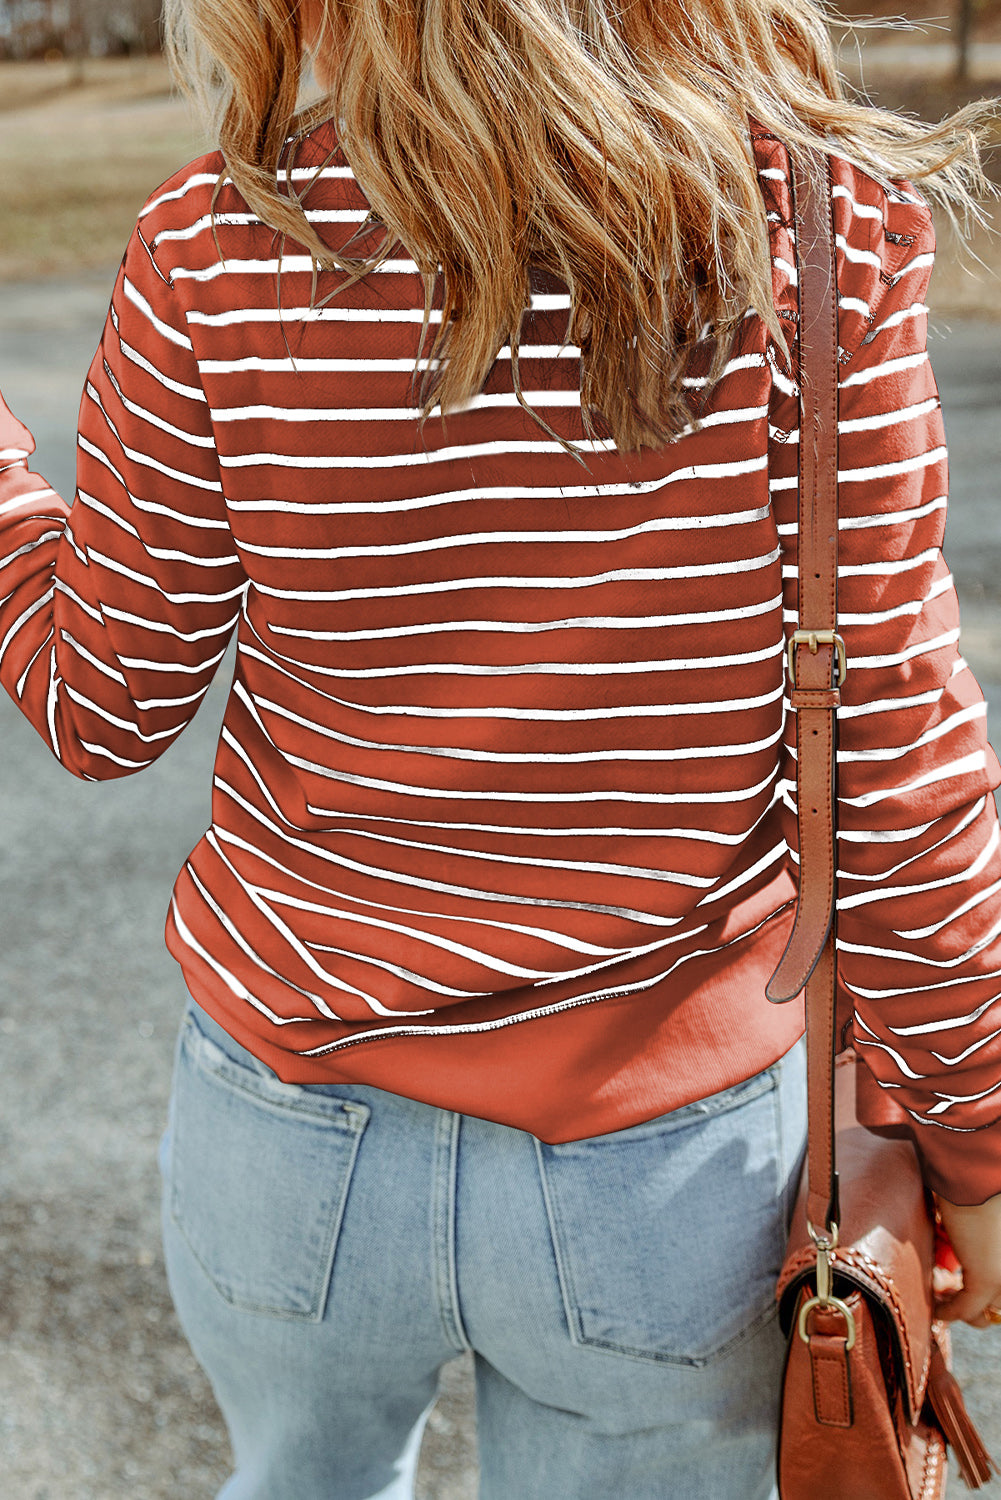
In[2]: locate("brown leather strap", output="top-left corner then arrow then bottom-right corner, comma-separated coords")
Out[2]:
765,149 -> 842,1235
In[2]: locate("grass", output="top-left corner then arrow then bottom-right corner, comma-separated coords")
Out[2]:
0,51 -> 998,315
0,58 -> 209,280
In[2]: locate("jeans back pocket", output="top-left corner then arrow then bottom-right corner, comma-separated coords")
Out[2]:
166,1013 -> 370,1320
536,1066 -> 789,1367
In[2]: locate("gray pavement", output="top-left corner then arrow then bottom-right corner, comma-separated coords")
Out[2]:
0,278 -> 999,1497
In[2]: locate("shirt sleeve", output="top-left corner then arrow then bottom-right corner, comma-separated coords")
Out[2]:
0,225 -> 246,780
769,160 -> 1001,1204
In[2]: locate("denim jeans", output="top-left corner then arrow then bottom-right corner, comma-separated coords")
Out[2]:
160,1001 -> 807,1500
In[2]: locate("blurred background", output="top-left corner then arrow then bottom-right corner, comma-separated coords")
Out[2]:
0,4 -> 999,1497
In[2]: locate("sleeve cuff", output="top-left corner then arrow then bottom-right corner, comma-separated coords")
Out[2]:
912,1115 -> 1001,1207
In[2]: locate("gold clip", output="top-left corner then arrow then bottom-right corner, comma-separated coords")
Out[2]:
797,1235 -> 857,1349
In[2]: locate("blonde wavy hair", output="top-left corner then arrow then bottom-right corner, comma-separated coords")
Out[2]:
164,0 -> 993,452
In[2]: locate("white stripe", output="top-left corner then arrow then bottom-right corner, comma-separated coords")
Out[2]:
101,604 -> 237,642
0,592 -> 53,662
848,627 -> 960,671
838,927 -> 1001,978
270,820 -> 717,890
271,595 -> 783,641
185,854 -> 351,1018
122,274 -> 194,350
59,631 -> 128,686
78,484 -> 230,533
53,577 -> 104,626
838,397 -> 939,435
838,446 -> 945,485
226,464 -> 768,516
204,835 -> 448,1009
896,874 -> 1001,942
173,254 -> 425,282
932,1025 -> 1001,1067
839,351 -> 928,389
838,576 -> 952,627
88,547 -> 247,605
924,1078 -> 1001,1114
114,327 -> 207,403
79,426 -> 223,496
836,494 -> 947,531
888,984 -> 1001,1036
838,751 -> 988,809
61,684 -> 178,744
839,798 -> 982,882
95,368 -> 216,450
862,300 -> 928,343
190,303 -> 444,328
238,504 -> 771,559
838,824 -> 999,911
198,344 -> 573,373
835,233 -> 882,270
271,745 -> 782,797
76,739 -> 153,769
836,702 -> 986,763
260,881 -> 596,984
253,666 -> 784,721
303,803 -> 756,846
170,897 -> 312,1017
0,531 -> 63,576
252,548 -> 781,602
240,641 -> 781,681
213,390 -> 578,422
218,436 -> 624,468
117,645 -> 229,674
72,486 -> 235,567
143,172 -> 225,216
831,185 -> 884,221
836,544 -> 939,578
214,821 -> 621,961
214,770 -> 687,925
837,686 -> 944,722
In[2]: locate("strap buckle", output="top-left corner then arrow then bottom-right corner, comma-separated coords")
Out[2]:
787,629 -> 847,688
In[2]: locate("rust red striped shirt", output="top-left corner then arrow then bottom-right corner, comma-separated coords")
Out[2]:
2,128 -> 1000,1201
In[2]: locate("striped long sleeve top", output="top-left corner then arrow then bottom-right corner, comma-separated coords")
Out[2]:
2,127 -> 1000,1202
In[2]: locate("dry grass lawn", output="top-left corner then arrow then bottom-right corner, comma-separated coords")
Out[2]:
0,58 -> 209,280
0,52 -> 998,317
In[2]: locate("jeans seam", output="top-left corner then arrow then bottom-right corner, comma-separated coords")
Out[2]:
432,1110 -> 471,1353
532,1136 -> 582,1349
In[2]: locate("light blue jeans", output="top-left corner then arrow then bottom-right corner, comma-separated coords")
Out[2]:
160,1001 -> 807,1500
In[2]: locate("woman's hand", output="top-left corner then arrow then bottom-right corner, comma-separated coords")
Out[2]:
934,1191 -> 1001,1328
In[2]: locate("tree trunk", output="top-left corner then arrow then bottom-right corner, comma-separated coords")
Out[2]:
955,0 -> 974,83
65,0 -> 86,84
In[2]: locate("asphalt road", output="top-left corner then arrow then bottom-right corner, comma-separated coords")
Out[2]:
0,278 -> 999,1498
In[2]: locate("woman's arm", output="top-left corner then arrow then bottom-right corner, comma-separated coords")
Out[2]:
0,220 -> 246,779
767,151 -> 1001,1210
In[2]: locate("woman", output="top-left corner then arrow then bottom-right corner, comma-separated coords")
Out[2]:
1,0 -> 1000,1494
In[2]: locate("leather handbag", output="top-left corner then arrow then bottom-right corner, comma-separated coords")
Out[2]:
765,148 -> 996,1498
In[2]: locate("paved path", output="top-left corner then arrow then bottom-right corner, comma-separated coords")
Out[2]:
0,279 -> 998,1497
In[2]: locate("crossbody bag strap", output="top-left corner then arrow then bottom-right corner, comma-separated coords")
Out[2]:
765,148 -> 845,1238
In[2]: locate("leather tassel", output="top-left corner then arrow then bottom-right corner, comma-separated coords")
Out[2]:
926,1336 -> 998,1489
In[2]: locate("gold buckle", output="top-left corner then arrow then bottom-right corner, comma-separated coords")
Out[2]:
787,629 -> 847,688
797,1293 -> 857,1350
